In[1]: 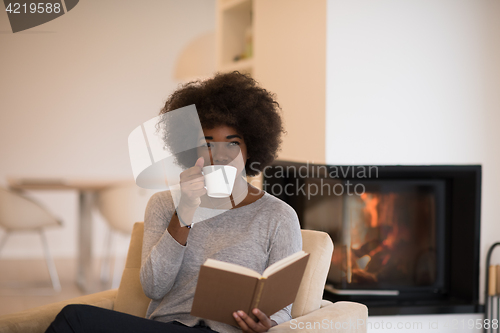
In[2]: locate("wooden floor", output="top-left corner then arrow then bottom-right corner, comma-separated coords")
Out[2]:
0,258 -> 115,316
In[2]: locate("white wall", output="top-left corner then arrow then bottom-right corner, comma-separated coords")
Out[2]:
0,0 -> 216,258
326,0 -> 500,327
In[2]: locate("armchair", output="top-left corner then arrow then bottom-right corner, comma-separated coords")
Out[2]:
0,223 -> 367,333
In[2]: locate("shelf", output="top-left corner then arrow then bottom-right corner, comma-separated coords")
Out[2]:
218,0 -> 253,68
220,58 -> 253,74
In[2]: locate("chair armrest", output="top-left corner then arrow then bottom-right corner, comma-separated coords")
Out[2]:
320,299 -> 333,308
0,289 -> 118,333
269,301 -> 368,333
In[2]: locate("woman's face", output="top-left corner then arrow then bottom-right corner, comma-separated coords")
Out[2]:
197,125 -> 248,176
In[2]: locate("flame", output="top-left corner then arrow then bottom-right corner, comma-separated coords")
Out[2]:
349,192 -> 411,284
361,193 -> 379,227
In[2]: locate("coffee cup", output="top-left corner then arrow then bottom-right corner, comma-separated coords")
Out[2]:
202,165 -> 237,198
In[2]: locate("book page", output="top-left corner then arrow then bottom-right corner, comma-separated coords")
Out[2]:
204,258 -> 262,279
262,251 -> 307,278
257,254 -> 309,317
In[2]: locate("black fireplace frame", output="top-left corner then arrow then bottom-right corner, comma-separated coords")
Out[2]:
262,162 -> 482,315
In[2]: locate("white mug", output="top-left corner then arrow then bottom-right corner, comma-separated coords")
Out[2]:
202,165 -> 237,198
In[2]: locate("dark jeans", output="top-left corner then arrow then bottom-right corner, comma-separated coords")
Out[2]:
45,304 -> 218,333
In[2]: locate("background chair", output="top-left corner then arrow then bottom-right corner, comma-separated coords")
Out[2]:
0,187 -> 62,292
96,183 -> 158,289
0,222 -> 368,333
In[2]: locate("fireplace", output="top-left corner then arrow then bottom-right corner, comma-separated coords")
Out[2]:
263,162 -> 482,315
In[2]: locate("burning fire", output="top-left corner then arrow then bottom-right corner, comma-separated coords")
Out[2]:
360,193 -> 379,227
347,192 -> 412,284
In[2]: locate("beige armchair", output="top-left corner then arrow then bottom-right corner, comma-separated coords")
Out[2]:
0,223 -> 368,333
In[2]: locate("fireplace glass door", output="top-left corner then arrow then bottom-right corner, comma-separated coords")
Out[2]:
302,179 -> 446,293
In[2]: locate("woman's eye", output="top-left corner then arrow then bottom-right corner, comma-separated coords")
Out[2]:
201,142 -> 212,148
228,142 -> 240,147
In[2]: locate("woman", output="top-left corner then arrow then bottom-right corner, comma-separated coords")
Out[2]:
45,72 -> 302,333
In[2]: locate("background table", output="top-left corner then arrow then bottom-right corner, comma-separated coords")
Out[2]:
7,177 -> 127,293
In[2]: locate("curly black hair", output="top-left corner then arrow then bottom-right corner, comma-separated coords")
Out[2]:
157,71 -> 285,177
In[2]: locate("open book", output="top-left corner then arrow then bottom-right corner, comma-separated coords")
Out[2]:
190,251 -> 310,327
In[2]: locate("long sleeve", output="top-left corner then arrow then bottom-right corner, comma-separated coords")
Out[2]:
266,206 -> 303,325
138,191 -> 303,332
140,192 -> 187,300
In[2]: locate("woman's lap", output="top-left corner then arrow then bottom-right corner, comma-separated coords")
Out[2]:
45,304 -> 217,333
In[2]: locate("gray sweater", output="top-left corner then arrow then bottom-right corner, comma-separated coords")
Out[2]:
140,190 -> 302,333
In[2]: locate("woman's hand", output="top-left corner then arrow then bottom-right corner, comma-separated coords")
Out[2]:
233,309 -> 278,333
167,157 -> 206,244
178,157 -> 206,210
